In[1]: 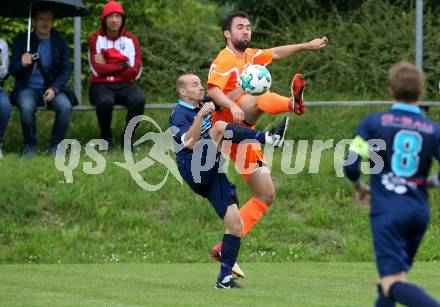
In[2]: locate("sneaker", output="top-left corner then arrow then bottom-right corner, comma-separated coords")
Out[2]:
291,73 -> 306,115
210,241 -> 222,262
231,263 -> 245,278
266,116 -> 289,147
21,144 -> 36,157
210,242 -> 245,278
215,275 -> 243,289
0,143 -> 4,159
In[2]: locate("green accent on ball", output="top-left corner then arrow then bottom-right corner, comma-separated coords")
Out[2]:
256,66 -> 271,82
240,74 -> 255,91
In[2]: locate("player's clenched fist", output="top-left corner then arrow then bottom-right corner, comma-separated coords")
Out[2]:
199,102 -> 216,117
306,37 -> 328,50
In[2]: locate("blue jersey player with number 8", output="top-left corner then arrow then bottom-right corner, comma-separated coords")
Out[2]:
344,61 -> 440,307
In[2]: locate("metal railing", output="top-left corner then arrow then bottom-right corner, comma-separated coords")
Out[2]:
10,101 -> 438,111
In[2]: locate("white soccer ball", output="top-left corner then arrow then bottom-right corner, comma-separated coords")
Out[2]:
239,64 -> 272,95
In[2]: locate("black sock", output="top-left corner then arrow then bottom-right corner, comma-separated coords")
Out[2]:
389,281 -> 440,307
225,124 -> 266,144
375,284 -> 395,307
218,234 -> 241,282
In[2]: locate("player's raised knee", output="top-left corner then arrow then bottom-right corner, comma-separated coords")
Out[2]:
209,121 -> 228,141
255,187 -> 276,205
230,218 -> 244,237
211,121 -> 228,133
225,214 -> 244,236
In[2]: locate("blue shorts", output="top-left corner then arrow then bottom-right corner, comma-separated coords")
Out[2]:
371,207 -> 429,277
177,154 -> 239,219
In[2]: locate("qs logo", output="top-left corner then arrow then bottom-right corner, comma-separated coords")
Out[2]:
55,115 -> 183,191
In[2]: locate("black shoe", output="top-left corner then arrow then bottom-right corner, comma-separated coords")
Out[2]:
103,137 -> 113,152
21,144 -> 36,157
0,143 -> 4,159
215,276 -> 243,289
266,116 -> 289,147
48,146 -> 57,156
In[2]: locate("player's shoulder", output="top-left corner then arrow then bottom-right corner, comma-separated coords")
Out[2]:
120,30 -> 139,41
359,111 -> 383,125
212,48 -> 236,63
171,103 -> 190,115
170,103 -> 184,116
172,103 -> 197,118
245,47 -> 264,55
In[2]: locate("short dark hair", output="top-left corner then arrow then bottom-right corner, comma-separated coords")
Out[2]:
221,11 -> 250,32
389,61 -> 424,102
32,3 -> 55,18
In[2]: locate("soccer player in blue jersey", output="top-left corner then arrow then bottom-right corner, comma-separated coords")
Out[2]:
169,74 -> 288,288
344,61 -> 440,307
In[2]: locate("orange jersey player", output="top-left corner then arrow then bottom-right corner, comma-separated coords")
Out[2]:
207,11 -> 327,262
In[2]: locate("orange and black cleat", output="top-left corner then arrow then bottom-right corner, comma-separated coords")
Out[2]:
291,73 -> 306,115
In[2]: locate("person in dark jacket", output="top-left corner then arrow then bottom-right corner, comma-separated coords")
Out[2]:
88,0 -> 145,149
10,7 -> 72,156
0,38 -> 12,159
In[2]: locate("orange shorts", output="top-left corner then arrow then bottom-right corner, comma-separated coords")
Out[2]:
212,95 -> 266,181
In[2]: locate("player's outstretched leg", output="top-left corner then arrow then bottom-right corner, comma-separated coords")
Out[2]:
210,117 -> 288,276
215,204 -> 243,289
388,281 -> 440,307
239,73 -> 306,124
257,73 -> 306,116
378,273 -> 440,307
210,117 -> 289,265
375,284 -> 396,307
209,116 -> 289,148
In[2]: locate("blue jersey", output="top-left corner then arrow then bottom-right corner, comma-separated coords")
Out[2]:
355,103 -> 440,214
169,99 -> 213,159
168,99 -> 238,219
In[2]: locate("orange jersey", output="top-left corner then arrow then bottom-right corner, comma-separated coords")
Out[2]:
207,47 -> 272,180
207,47 -> 272,94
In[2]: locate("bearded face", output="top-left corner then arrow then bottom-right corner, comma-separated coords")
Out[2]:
226,17 -> 252,51
231,35 -> 250,51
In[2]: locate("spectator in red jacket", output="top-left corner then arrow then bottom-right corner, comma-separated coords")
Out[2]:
88,0 -> 145,149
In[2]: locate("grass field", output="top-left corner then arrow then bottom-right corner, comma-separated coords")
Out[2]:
1,107 -> 440,305
1,107 -> 440,264
1,262 -> 439,306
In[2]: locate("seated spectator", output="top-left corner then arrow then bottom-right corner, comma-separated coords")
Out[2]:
88,0 -> 145,150
0,38 -> 12,159
10,6 -> 72,157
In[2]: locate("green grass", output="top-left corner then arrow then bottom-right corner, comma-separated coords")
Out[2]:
0,262 -> 439,306
1,107 -> 440,263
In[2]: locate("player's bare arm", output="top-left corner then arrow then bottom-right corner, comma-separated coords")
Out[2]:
226,87 -> 245,102
354,181 -> 371,205
183,103 -> 215,149
427,173 -> 440,188
208,86 -> 244,124
271,36 -> 328,60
